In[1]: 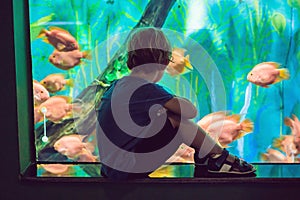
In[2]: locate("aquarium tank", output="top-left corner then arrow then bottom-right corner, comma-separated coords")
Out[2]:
27,0 -> 300,177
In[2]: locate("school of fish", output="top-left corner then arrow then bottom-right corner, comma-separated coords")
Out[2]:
33,24 -> 297,171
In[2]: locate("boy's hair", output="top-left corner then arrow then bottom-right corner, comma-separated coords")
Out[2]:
127,27 -> 172,73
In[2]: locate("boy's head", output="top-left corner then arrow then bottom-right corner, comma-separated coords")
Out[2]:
127,27 -> 172,73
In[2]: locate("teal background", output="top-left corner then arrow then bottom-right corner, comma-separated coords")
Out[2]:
28,0 -> 300,167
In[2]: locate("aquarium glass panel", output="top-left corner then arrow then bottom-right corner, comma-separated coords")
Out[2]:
28,0 -> 300,177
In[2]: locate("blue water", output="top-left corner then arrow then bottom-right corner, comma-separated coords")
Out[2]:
29,0 -> 300,173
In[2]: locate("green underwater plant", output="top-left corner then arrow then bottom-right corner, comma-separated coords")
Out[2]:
30,0 -> 300,175
271,12 -> 287,35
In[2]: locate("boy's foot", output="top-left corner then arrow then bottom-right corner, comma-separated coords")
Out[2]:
194,149 -> 256,177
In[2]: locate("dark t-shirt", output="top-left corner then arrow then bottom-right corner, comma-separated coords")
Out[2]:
96,76 -> 174,180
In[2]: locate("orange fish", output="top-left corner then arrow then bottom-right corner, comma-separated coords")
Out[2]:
36,96 -> 73,123
54,134 -> 95,160
166,143 -> 195,163
41,164 -> 70,175
33,80 -> 50,106
40,73 -> 74,93
261,148 -> 291,163
205,114 -> 254,147
38,26 -> 79,51
273,135 -> 297,157
197,111 -> 230,130
247,62 -> 290,87
166,47 -> 193,76
49,49 -> 91,70
77,148 -> 98,162
284,114 -> 300,153
34,107 -> 43,124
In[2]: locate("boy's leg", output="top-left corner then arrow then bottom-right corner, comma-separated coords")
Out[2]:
167,112 -> 256,177
167,112 -> 223,157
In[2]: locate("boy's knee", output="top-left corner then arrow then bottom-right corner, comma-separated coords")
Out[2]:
167,111 -> 181,128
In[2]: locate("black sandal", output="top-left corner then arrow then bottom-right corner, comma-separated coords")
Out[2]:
194,149 -> 256,177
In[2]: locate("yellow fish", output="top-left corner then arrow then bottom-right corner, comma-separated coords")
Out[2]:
49,49 -> 91,70
33,80 -> 50,106
284,114 -> 300,154
38,26 -> 79,51
247,62 -> 290,88
35,96 -> 74,123
41,164 -> 71,175
166,47 -> 193,76
261,148 -> 290,163
40,73 -> 74,93
197,111 -> 230,130
205,114 -> 254,147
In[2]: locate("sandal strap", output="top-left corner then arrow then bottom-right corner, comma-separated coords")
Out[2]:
214,149 -> 229,169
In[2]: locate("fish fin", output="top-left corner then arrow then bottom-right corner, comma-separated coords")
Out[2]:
292,114 -> 300,123
261,85 -> 269,88
284,117 -> 293,127
226,114 -> 241,123
82,50 -> 92,60
234,132 -> 246,140
240,118 -> 254,133
57,43 -> 66,51
260,153 -> 268,161
37,29 -> 47,38
263,62 -> 281,68
83,142 -> 95,153
272,136 -> 284,149
49,26 -> 70,34
42,38 -> 50,44
273,77 -> 282,84
184,56 -> 193,70
278,68 -> 290,80
203,110 -> 230,119
66,79 -> 74,87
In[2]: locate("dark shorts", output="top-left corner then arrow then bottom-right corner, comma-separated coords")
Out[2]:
134,117 -> 178,153
100,117 -> 179,180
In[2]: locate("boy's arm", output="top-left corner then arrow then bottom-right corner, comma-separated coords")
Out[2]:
164,97 -> 197,119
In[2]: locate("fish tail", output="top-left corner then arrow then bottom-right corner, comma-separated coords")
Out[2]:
278,68 -> 290,80
284,117 -> 293,127
82,50 -> 92,60
66,79 -> 74,87
184,55 -> 193,70
240,118 -> 254,133
185,62 -> 193,71
234,132 -> 246,140
226,114 -> 241,123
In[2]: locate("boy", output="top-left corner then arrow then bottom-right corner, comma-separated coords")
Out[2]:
96,27 -> 256,180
